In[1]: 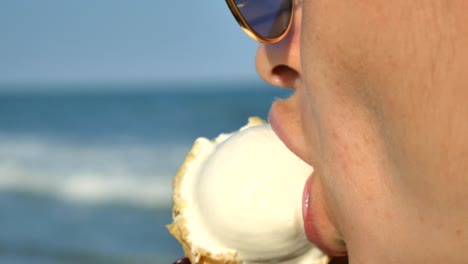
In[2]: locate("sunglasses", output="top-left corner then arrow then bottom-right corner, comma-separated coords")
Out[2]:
225,0 -> 294,43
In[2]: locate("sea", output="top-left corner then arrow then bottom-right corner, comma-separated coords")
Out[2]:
0,81 -> 292,264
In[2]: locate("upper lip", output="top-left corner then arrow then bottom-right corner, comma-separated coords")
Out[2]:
267,94 -> 312,165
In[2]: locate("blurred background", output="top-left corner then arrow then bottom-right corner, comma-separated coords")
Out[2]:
0,1 -> 291,263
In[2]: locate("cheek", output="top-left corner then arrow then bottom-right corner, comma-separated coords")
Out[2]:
299,0 -> 420,181
300,0 -> 413,252
300,0 -> 468,261
300,0 -> 417,99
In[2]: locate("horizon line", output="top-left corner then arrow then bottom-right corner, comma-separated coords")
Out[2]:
0,78 -> 284,94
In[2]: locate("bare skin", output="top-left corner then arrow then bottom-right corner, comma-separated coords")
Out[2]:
256,0 -> 468,263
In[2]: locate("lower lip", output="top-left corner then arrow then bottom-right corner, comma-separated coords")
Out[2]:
302,175 -> 324,248
303,174 -> 339,256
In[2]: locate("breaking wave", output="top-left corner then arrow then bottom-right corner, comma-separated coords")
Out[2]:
0,134 -> 191,208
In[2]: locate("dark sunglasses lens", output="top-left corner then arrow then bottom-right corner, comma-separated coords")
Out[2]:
234,0 -> 292,39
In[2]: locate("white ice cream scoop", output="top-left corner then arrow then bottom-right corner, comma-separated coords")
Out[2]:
168,117 -> 329,264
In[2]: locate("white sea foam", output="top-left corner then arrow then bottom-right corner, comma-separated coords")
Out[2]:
0,134 -> 190,208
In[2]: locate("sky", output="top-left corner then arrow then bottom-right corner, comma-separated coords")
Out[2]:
0,0 -> 260,85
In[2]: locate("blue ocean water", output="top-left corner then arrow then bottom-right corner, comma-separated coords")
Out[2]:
0,82 -> 292,263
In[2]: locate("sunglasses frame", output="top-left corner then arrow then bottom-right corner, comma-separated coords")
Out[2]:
225,0 -> 294,43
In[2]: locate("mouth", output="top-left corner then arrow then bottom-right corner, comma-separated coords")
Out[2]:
268,99 -> 347,257
268,100 -> 326,248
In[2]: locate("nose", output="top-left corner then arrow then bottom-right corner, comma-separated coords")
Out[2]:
255,4 -> 302,89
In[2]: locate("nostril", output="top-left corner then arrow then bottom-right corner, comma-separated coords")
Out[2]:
271,64 -> 299,89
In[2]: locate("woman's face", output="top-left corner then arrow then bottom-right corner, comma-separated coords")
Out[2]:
256,0 -> 468,263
